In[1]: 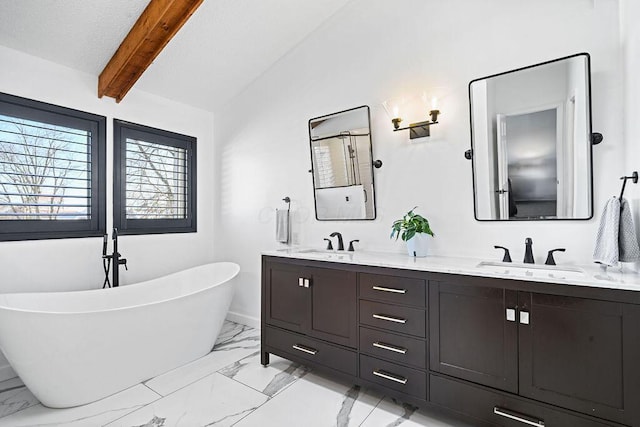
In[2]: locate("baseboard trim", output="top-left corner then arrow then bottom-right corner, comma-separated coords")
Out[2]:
0,364 -> 16,382
226,311 -> 260,329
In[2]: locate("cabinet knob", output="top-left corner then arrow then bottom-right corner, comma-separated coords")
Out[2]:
298,277 -> 310,288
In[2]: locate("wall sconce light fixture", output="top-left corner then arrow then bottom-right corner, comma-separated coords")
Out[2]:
385,95 -> 441,139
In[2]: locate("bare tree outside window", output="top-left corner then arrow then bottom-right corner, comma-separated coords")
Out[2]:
0,116 -> 91,221
125,138 -> 187,220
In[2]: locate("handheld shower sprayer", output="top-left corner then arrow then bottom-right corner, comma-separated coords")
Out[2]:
102,233 -> 108,257
101,228 -> 128,288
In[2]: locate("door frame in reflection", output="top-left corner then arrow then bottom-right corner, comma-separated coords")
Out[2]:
495,103 -> 564,220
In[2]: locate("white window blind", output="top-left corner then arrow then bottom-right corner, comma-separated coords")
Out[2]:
125,138 -> 188,220
0,114 -> 92,220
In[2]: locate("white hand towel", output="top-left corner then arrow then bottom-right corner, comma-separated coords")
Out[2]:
275,209 -> 289,244
618,198 -> 640,263
593,197 -> 620,266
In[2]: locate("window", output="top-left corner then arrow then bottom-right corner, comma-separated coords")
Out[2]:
113,120 -> 196,235
0,93 -> 106,241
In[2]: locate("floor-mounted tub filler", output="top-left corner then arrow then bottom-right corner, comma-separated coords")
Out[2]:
0,262 -> 239,408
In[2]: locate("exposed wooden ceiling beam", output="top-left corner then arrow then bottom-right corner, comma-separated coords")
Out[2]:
98,0 -> 204,103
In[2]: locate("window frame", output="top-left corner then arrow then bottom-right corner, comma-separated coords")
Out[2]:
113,119 -> 197,235
0,92 -> 106,242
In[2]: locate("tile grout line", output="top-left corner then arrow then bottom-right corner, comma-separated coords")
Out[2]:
104,369 -> 263,426
98,384 -> 165,427
142,339 -> 260,398
140,383 -> 163,399
357,395 -> 386,427
227,366 -> 321,426
221,364 -> 309,400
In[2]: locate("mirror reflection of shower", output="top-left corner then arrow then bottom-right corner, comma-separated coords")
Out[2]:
308,106 -> 377,220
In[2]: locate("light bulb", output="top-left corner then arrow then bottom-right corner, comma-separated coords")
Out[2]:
431,97 -> 439,110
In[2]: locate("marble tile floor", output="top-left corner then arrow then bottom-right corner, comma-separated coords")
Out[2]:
0,321 -> 473,426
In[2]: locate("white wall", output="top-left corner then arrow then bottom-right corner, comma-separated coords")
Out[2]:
0,45 -> 216,376
621,0 -> 640,245
214,0 -> 624,324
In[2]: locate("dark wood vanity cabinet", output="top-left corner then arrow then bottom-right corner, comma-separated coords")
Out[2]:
262,258 -> 358,374
430,277 -> 640,426
518,292 -> 640,425
429,282 -> 518,393
262,255 -> 640,426
263,260 -> 357,347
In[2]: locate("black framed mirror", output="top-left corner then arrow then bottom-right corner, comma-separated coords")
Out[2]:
468,53 -> 595,221
308,105 -> 377,220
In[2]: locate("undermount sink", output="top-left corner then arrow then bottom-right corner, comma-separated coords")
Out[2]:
476,261 -> 586,280
294,249 -> 354,261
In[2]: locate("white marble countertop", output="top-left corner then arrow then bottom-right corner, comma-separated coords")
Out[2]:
263,247 -> 640,292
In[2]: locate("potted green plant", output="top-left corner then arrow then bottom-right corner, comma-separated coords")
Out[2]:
390,207 -> 435,257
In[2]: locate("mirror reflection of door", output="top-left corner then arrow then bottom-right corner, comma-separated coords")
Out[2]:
496,107 -> 562,219
469,53 -> 593,221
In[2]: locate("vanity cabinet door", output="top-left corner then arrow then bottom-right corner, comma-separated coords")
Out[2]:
518,292 -> 640,426
429,281 -> 518,393
264,261 -> 310,333
308,267 -> 357,348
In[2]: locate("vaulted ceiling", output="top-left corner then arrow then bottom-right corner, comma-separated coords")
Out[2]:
0,0 -> 353,112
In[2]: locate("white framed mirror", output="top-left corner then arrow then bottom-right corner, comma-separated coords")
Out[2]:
308,106 -> 378,220
469,53 -> 596,221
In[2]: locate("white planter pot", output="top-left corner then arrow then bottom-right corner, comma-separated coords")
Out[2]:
406,234 -> 430,257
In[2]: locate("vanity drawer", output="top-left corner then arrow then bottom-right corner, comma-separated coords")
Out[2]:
265,326 -> 357,376
430,374 -> 615,427
359,300 -> 426,338
359,326 -> 426,369
359,273 -> 426,307
360,354 -> 427,400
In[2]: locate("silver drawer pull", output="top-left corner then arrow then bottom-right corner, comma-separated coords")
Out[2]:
372,285 -> 406,294
292,344 -> 317,355
373,369 -> 408,384
373,341 -> 407,354
372,314 -> 407,324
494,407 -> 544,426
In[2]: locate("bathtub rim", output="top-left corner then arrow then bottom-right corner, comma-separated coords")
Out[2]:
0,261 -> 240,315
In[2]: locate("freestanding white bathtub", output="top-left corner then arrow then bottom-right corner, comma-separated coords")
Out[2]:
0,262 -> 239,408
